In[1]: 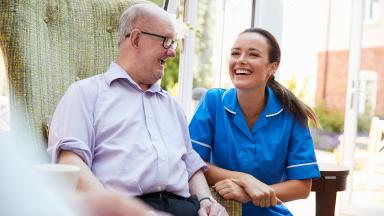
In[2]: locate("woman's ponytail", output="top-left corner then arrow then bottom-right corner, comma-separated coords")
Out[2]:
268,76 -> 319,127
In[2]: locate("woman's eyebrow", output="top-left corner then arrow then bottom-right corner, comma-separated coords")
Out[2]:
231,47 -> 262,53
248,48 -> 261,52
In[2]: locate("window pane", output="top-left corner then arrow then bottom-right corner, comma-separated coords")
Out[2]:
192,0 -> 252,105
282,0 -> 384,214
150,0 -> 165,7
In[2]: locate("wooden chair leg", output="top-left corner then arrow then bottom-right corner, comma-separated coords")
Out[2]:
311,164 -> 349,216
315,178 -> 338,216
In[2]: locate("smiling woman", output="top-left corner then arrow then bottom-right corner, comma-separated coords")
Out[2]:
189,27 -> 320,216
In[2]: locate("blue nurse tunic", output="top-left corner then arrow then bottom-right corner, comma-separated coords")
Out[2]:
189,87 -> 320,216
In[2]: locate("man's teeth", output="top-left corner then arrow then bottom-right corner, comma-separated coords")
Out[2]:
235,69 -> 251,75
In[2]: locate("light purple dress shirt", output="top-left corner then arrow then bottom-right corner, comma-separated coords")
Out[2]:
47,62 -> 206,198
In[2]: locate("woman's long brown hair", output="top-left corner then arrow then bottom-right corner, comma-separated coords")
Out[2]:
242,28 -> 319,127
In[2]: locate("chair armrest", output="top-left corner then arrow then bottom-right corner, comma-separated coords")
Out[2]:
210,188 -> 242,216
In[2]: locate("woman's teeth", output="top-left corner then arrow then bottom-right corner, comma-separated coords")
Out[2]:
235,69 -> 251,75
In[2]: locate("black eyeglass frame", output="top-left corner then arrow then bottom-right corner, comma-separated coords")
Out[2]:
125,31 -> 176,49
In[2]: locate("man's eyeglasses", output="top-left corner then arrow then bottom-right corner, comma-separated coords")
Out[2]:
126,31 -> 177,50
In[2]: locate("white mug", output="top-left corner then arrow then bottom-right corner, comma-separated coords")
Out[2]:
33,164 -> 80,195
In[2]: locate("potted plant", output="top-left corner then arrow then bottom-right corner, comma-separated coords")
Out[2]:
310,103 -> 344,152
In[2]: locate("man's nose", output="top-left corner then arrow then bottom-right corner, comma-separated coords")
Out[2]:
166,47 -> 176,58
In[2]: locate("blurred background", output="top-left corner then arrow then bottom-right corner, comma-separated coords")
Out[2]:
1,0 -> 383,215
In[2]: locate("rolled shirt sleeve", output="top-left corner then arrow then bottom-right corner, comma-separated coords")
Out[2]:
182,148 -> 208,178
47,82 -> 96,167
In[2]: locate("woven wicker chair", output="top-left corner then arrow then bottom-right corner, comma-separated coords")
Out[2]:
0,0 -> 134,158
0,0 -> 241,215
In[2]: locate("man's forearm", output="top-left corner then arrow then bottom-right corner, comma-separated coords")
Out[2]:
188,169 -> 213,200
189,170 -> 229,215
58,150 -> 105,193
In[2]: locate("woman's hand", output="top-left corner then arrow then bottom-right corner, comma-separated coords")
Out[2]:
232,174 -> 282,208
213,179 -> 251,203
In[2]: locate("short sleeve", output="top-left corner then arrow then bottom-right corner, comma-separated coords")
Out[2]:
286,119 -> 320,180
47,81 -> 97,167
189,90 -> 217,161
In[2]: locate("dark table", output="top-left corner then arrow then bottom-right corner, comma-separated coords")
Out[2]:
311,163 -> 350,216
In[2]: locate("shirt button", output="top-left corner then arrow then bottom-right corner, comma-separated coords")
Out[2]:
106,26 -> 113,33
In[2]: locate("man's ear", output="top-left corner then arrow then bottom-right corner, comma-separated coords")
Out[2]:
130,31 -> 141,48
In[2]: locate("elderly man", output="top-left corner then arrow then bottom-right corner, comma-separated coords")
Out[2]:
47,2 -> 227,216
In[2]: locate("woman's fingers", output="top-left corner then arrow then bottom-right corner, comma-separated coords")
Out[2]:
214,179 -> 235,190
233,177 -> 281,208
253,190 -> 280,208
230,178 -> 245,187
277,197 -> 283,205
269,192 -> 277,206
259,195 -> 266,207
215,186 -> 232,197
216,177 -> 282,207
264,192 -> 270,207
215,179 -> 250,203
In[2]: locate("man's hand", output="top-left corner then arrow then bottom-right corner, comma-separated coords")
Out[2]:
213,179 -> 250,203
232,175 -> 282,208
198,199 -> 228,216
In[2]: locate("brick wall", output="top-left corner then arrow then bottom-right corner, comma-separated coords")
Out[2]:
316,47 -> 384,117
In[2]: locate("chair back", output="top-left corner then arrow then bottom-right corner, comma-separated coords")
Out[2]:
0,0 -> 133,159
368,117 -> 384,154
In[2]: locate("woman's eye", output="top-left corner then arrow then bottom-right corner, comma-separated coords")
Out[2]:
249,53 -> 260,57
231,52 -> 240,56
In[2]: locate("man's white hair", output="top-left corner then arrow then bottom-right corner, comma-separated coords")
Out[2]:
118,1 -> 170,44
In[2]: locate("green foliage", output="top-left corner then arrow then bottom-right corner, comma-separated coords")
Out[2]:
286,74 -> 308,100
159,0 -> 215,91
193,0 -> 215,89
161,47 -> 180,91
357,103 -> 372,134
358,113 -> 371,134
312,102 -> 372,134
313,102 -> 344,133
149,0 -> 164,7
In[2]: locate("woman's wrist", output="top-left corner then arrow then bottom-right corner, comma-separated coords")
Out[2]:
236,172 -> 253,183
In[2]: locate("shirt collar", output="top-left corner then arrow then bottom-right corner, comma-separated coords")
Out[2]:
221,88 -> 238,114
104,62 -> 166,96
222,87 -> 284,117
